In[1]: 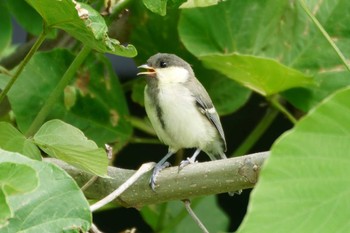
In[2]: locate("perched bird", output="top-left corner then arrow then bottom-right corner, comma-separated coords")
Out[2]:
137,53 -> 227,190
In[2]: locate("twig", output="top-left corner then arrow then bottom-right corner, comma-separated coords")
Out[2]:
269,96 -> 297,124
183,199 -> 209,233
90,162 -> 155,212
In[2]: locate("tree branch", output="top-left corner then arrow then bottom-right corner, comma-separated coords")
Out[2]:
46,151 -> 269,209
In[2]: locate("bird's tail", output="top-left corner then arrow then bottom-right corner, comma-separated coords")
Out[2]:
208,152 -> 227,160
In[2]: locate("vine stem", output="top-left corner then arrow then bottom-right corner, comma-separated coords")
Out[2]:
0,30 -> 47,104
299,0 -> 350,72
233,107 -> 279,156
269,96 -> 297,124
25,46 -> 91,137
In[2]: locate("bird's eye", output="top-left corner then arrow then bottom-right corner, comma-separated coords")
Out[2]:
160,61 -> 167,68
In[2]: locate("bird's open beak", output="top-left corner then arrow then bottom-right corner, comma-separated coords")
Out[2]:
137,64 -> 156,76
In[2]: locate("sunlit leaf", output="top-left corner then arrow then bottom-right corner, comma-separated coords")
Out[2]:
238,87 -> 350,233
201,53 -> 313,96
0,122 -> 41,160
26,0 -> 137,57
33,119 -> 108,176
0,149 -> 91,232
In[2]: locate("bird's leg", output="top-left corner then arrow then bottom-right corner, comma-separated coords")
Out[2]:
150,150 -> 174,191
179,148 -> 201,171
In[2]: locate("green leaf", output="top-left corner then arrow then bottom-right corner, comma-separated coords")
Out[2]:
201,53 -> 314,96
0,122 -> 41,160
179,1 -> 313,96
238,87 -> 350,233
0,149 -> 91,232
141,196 -> 229,232
143,0 -> 167,16
0,162 -> 38,227
26,0 -> 137,57
0,2 -> 12,55
180,0 -> 220,8
6,0 -> 43,36
8,49 -> 132,147
33,119 -> 108,177
0,162 -> 38,196
130,2 -> 250,115
179,0 -> 350,108
0,189 -> 10,227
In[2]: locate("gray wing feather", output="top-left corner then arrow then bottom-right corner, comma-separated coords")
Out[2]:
186,78 -> 227,152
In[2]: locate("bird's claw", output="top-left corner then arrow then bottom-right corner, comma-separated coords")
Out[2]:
178,157 -> 198,171
150,161 -> 170,191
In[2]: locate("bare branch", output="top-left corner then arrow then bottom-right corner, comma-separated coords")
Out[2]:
45,151 -> 269,208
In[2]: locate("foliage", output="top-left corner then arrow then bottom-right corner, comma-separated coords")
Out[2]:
0,0 -> 350,232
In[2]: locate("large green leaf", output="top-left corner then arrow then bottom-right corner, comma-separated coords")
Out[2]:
0,162 -> 38,227
141,196 -> 229,232
201,53 -> 313,96
130,2 -> 250,115
0,149 -> 91,232
179,1 -> 313,96
26,0 -> 137,57
0,122 -> 41,160
237,87 -> 350,233
8,49 -> 132,147
179,0 -> 350,108
33,119 -> 108,177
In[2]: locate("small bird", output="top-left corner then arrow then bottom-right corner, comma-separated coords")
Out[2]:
137,53 -> 227,190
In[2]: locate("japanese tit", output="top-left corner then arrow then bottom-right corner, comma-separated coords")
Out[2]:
138,53 -> 227,190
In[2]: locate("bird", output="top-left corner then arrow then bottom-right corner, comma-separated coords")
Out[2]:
137,53 -> 227,190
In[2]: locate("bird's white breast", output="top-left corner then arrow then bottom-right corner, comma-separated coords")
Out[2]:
145,83 -> 217,152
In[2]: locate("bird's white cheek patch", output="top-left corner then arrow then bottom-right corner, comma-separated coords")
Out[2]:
156,67 -> 189,84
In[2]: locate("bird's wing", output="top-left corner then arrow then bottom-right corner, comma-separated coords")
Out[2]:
187,78 -> 227,152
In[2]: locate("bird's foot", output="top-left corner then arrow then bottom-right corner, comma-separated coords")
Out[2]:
150,161 -> 170,191
228,189 -> 242,196
178,157 -> 198,171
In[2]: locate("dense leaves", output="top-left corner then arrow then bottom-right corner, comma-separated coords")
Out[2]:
1,0 -> 350,232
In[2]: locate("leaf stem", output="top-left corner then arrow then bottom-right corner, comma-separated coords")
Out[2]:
0,30 -> 47,104
129,137 -> 160,144
269,96 -> 297,124
233,107 -> 279,156
299,0 -> 350,72
25,46 -> 91,137
126,116 -> 156,136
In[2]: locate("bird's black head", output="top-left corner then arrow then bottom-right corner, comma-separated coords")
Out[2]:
146,53 -> 191,70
